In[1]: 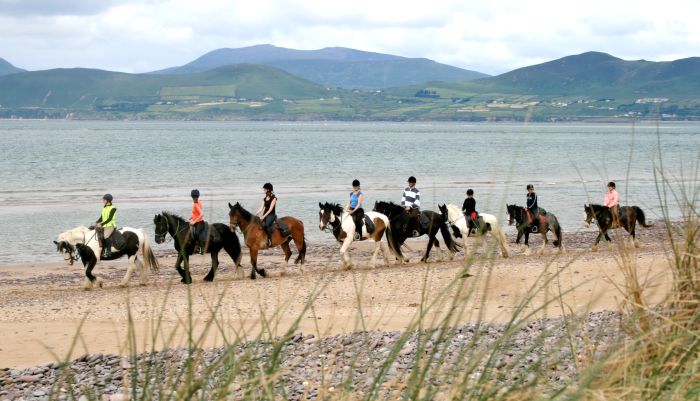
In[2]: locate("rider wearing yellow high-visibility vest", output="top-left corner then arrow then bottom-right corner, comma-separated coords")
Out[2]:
95,193 -> 117,258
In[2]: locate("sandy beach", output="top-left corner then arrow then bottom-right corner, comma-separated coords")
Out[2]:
0,226 -> 675,370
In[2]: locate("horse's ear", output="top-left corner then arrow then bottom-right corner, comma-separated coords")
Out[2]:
319,202 -> 323,209
228,202 -> 233,209
53,240 -> 58,245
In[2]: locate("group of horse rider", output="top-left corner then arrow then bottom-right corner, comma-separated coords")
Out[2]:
93,179 -> 621,256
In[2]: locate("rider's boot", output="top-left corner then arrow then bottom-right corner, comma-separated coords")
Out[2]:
102,238 -> 111,258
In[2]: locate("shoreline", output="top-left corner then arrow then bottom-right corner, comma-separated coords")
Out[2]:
0,222 -> 678,370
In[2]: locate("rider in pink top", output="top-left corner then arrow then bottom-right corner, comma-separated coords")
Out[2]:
604,181 -> 619,222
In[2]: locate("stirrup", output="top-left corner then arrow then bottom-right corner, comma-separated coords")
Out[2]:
353,233 -> 361,240
412,230 -> 420,237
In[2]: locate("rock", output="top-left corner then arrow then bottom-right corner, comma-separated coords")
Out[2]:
18,374 -> 41,383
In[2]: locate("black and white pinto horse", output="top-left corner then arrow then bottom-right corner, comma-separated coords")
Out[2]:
439,203 -> 510,258
506,204 -> 563,255
373,201 -> 459,263
55,226 -> 159,290
153,212 -> 242,284
584,204 -> 651,251
318,202 -> 395,268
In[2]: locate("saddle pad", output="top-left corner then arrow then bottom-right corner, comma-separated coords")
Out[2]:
110,229 -> 126,250
363,216 -> 375,234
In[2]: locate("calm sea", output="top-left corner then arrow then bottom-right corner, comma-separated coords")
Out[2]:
0,120 -> 697,264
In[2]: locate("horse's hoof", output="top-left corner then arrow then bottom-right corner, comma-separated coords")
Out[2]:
250,274 -> 256,280
139,282 -> 148,287
634,240 -> 640,248
180,278 -> 186,283
203,276 -> 214,282
591,246 -> 599,252
258,269 -> 267,278
119,282 -> 128,288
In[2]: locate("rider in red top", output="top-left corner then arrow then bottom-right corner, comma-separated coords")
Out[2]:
189,189 -> 206,253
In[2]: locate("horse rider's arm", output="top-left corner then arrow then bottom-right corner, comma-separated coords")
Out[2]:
354,194 -> 364,212
255,201 -> 264,216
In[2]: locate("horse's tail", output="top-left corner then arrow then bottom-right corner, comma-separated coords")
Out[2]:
221,225 -> 242,263
552,217 -> 563,248
634,206 -> 652,227
142,232 -> 159,274
439,220 -> 460,252
384,221 -> 403,260
294,236 -> 307,265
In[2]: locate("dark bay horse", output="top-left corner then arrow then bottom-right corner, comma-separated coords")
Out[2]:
153,212 -> 242,284
506,204 -> 563,254
373,201 -> 459,262
584,204 -> 651,250
228,202 -> 306,279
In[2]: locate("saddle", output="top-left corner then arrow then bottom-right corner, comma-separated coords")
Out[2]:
110,229 -> 126,251
363,215 -> 375,234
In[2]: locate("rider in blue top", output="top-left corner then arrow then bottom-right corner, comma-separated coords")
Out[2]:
346,179 -> 364,240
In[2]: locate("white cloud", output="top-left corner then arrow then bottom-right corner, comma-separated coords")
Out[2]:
0,0 -> 699,75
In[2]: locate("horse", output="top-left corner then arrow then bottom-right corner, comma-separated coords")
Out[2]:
506,204 -> 563,255
228,202 -> 306,280
439,203 -> 509,258
318,202 -> 395,268
584,204 -> 651,251
372,201 -> 459,263
153,212 -> 242,284
54,226 -> 159,290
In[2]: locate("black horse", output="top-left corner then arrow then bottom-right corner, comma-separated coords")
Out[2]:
506,204 -> 563,254
584,204 -> 651,250
153,212 -> 241,284
373,201 -> 459,262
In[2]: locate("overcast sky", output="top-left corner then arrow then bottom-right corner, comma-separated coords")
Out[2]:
1,0 -> 699,75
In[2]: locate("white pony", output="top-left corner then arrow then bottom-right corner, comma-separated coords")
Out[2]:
318,202 -> 395,268
54,226 -> 159,290
440,203 -> 510,258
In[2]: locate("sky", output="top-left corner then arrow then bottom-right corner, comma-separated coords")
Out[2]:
1,0 -> 699,75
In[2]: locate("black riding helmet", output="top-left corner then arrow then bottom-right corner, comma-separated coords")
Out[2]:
526,184 -> 534,190
352,179 -> 360,187
102,193 -> 113,203
191,189 -> 200,198
263,182 -> 273,192
608,181 -> 616,188
408,176 -> 416,184
466,189 -> 474,196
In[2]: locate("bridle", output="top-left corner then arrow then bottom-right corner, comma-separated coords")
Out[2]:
155,216 -> 187,244
59,241 -> 79,265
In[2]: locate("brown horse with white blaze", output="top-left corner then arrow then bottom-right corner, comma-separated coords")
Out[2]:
228,202 -> 306,279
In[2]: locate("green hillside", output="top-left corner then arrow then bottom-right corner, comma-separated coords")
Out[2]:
0,64 -> 331,111
0,57 -> 25,76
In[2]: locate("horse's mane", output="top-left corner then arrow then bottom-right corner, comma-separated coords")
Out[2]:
230,203 -> 253,221
321,202 -> 344,216
161,211 -> 187,222
375,201 -> 404,214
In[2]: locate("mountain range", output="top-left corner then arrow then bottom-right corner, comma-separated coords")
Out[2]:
0,57 -> 25,76
152,44 -> 488,88
0,47 -> 698,120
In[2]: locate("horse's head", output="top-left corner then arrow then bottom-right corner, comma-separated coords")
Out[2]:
506,204 -> 520,226
318,202 -> 341,231
437,204 -> 449,222
584,204 -> 595,227
153,213 -> 169,244
228,202 -> 244,230
54,240 -> 77,266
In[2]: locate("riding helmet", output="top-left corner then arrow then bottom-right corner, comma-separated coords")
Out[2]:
191,189 -> 200,198
526,184 -> 534,190
102,193 -> 113,203
263,182 -> 273,192
608,181 -> 616,188
352,179 -> 360,187
408,176 -> 416,184
466,189 -> 474,196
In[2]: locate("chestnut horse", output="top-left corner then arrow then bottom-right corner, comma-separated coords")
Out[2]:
228,202 -> 306,279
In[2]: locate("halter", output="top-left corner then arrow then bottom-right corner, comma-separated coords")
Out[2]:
60,242 -> 80,265
443,207 -> 465,226
155,216 -> 188,244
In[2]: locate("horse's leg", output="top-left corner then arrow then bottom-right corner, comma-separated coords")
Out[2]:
182,253 -> 192,284
83,258 -> 101,290
292,232 -> 306,271
174,253 -> 187,282
539,231 -> 548,255
371,240 -> 381,268
462,232 -> 470,260
379,239 -> 390,266
630,219 -> 639,248
136,257 -> 148,286
339,236 -> 354,269
497,229 -> 509,258
120,255 -> 137,287
204,251 -> 218,282
421,233 -> 436,263
249,245 -> 259,279
522,231 -> 531,255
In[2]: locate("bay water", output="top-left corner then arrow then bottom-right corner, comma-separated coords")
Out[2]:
1,120 -> 697,264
